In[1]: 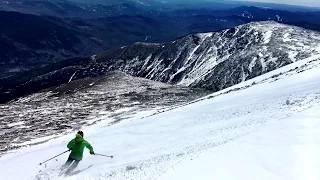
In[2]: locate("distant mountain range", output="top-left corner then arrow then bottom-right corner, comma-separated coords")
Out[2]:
0,0 -> 155,18
1,21 -> 320,103
2,2 -> 320,77
0,11 -> 182,77
0,11 -> 107,76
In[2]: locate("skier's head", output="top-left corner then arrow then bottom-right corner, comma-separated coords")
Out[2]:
75,131 -> 84,143
77,131 -> 84,137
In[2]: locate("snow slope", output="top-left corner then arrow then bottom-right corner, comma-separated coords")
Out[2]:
161,106 -> 320,180
0,55 -> 320,180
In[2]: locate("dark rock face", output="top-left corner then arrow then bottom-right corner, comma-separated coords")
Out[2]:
1,21 -> 320,103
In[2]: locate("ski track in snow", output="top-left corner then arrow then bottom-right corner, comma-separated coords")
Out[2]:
1,56 -> 320,179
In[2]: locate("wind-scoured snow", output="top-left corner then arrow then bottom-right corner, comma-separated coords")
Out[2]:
1,53 -> 320,180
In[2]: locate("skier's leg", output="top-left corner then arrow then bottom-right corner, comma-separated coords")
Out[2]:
61,157 -> 74,170
65,160 -> 80,174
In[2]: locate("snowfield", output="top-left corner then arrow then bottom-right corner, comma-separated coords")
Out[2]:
1,54 -> 320,180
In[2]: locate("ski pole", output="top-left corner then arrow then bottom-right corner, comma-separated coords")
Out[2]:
39,150 -> 70,165
95,153 -> 114,158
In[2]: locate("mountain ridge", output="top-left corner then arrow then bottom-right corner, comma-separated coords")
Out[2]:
94,21 -> 320,90
1,21 -> 320,103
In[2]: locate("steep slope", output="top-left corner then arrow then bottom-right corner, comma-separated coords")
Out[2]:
0,47 -> 320,180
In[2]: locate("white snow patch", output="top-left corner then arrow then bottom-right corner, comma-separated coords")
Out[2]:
135,0 -> 150,6
197,33 -> 213,40
178,48 -> 222,86
276,15 -> 282,21
113,107 -> 134,114
259,52 -> 264,57
90,55 -> 96,61
249,57 -> 257,72
141,54 -> 152,71
263,30 -> 273,44
296,42 -> 305,47
7,121 -> 25,127
68,71 -> 77,83
260,58 -> 266,70
268,57 -> 278,63
186,45 -> 200,62
288,51 -> 298,62
169,67 -> 186,82
283,33 -> 291,42
14,135 -> 58,146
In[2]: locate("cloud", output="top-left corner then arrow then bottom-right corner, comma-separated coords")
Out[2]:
238,0 -> 320,7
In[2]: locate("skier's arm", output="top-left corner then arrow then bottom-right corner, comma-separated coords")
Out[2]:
84,141 -> 94,154
67,139 -> 75,150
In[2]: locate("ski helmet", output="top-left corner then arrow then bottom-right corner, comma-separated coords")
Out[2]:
77,131 -> 84,137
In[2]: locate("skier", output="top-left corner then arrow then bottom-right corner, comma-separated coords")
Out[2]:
61,131 -> 95,174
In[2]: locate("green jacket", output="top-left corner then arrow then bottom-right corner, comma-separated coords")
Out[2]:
67,134 -> 94,161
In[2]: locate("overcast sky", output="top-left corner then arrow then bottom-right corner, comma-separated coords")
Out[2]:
236,0 -> 320,7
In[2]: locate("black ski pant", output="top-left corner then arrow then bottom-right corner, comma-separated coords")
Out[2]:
62,157 -> 80,173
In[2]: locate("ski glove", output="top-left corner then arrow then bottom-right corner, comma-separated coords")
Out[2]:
90,151 -> 95,155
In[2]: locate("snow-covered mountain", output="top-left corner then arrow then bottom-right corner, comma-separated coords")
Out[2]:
1,45 -> 320,180
95,21 -> 320,91
2,21 -> 320,103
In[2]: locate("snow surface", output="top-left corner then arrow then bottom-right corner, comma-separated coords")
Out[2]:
1,55 -> 320,180
161,106 -> 320,180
